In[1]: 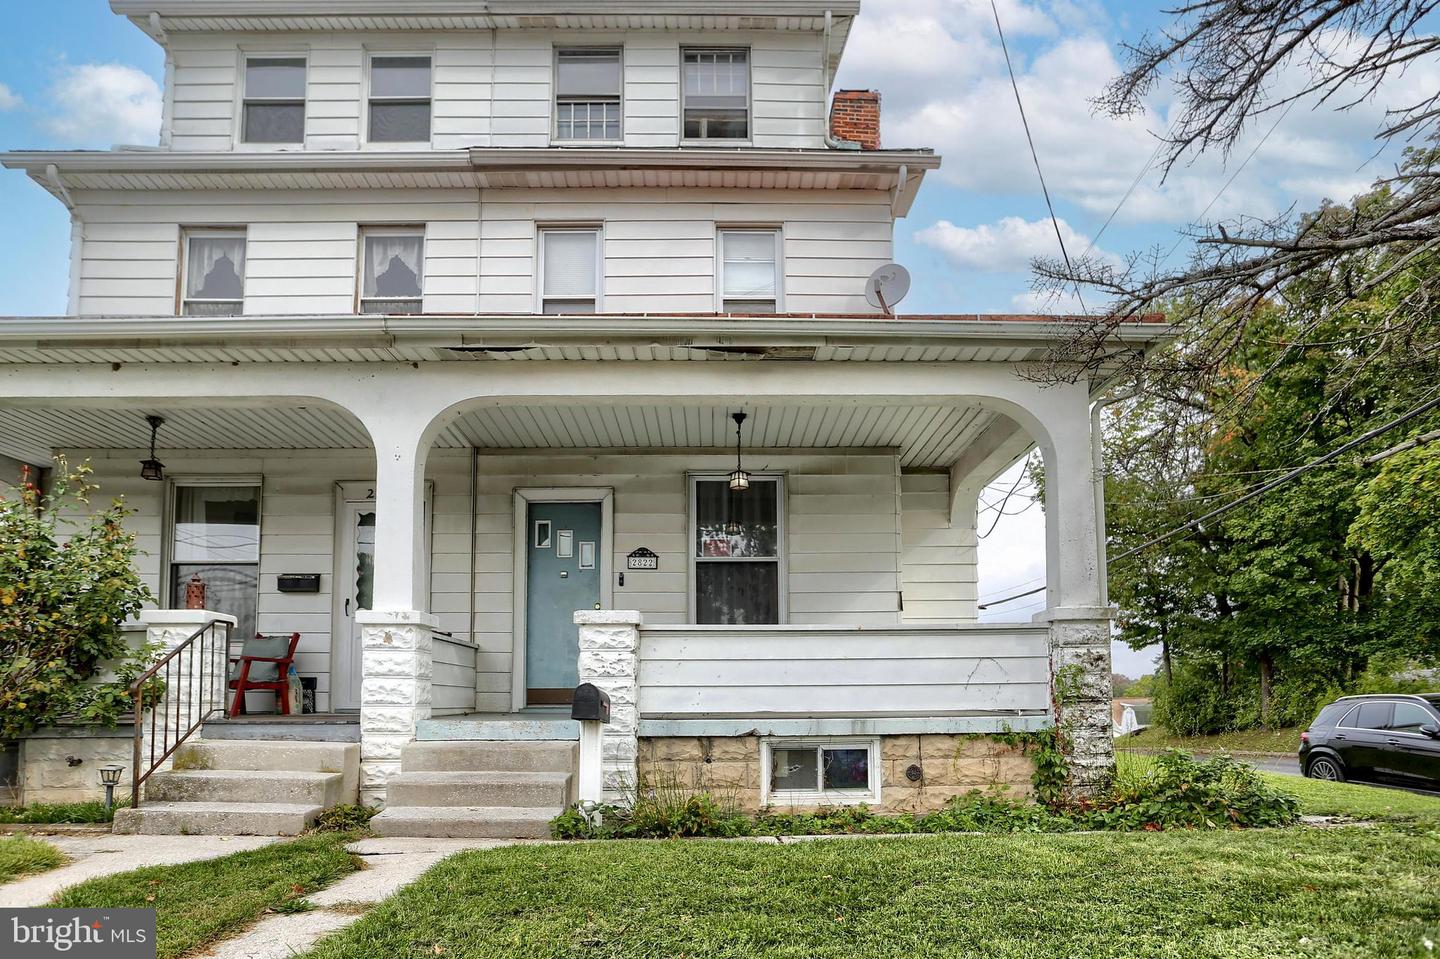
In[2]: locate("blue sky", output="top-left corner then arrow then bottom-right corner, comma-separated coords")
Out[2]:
0,0 -> 1425,675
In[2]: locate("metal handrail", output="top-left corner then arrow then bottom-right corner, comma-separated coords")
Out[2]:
129,618 -> 233,807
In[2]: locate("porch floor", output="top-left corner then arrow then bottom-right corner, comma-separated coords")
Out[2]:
204,714 -> 361,743
417,713 -> 579,742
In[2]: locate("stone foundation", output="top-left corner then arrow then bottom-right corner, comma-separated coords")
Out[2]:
637,734 -> 1035,814
17,726 -> 134,805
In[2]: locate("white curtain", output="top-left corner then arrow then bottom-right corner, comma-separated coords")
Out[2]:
186,235 -> 246,301
543,231 -> 598,297
364,233 -> 424,299
722,232 -> 776,298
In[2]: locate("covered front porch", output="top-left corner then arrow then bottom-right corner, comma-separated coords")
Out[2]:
0,314 -> 1150,809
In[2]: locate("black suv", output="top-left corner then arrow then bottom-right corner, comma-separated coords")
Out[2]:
1300,693 -> 1440,789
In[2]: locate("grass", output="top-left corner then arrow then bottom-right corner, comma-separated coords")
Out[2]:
0,799 -> 126,824
53,832 -> 359,959
1262,772 -> 1440,824
299,828 -> 1440,959
1117,726 -> 1304,755
0,834 -> 65,885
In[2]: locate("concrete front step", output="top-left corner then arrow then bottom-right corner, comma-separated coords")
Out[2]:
400,740 -> 578,774
175,739 -> 360,804
386,771 -> 573,808
202,718 -> 361,743
416,716 -> 580,741
370,805 -> 559,839
144,769 -> 344,807
113,801 -> 323,836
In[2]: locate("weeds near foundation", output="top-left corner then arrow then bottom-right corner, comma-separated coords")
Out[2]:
0,799 -> 127,824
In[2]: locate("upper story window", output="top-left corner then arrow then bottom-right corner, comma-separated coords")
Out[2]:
242,57 -> 306,144
368,56 -> 432,143
539,228 -> 600,314
682,48 -> 749,141
360,227 -> 424,314
554,48 -> 622,141
182,229 -> 246,316
718,229 -> 781,313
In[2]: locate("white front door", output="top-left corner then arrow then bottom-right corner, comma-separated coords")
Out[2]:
334,497 -> 375,711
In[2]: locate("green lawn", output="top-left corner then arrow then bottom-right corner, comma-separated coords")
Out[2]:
0,833 -> 65,885
1117,726 -> 1304,754
1264,772 -> 1440,824
53,832 -> 359,959
300,829 -> 1440,959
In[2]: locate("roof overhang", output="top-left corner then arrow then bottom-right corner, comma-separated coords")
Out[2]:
2,148 -> 939,213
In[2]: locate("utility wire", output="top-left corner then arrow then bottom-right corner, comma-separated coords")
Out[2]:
989,0 -> 1086,313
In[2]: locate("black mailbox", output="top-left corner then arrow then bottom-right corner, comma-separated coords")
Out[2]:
276,573 -> 322,593
571,683 -> 611,723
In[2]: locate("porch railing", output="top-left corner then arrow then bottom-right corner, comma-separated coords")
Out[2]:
129,618 -> 233,807
637,623 -> 1050,719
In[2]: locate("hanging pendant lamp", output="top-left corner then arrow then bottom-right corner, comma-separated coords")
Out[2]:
729,411 -> 751,492
140,415 -> 166,481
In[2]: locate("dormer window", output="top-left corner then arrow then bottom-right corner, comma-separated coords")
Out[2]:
555,48 -> 622,141
368,56 -> 432,143
182,229 -> 246,316
242,57 -> 306,144
359,227 -> 424,314
683,48 -> 749,140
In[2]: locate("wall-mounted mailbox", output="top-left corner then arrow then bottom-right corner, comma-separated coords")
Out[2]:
571,682 -> 611,724
276,573 -> 322,593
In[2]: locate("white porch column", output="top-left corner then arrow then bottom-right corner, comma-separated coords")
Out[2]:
1034,384 -> 1115,796
575,610 -> 642,805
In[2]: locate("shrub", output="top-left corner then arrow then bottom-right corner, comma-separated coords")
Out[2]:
1082,749 -> 1300,829
313,804 -> 378,833
0,459 -> 154,740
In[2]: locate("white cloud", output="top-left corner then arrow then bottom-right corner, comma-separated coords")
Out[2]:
0,82 -> 21,111
914,215 -> 1115,273
44,63 -> 161,147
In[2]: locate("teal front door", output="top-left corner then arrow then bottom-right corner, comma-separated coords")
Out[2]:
525,501 -> 602,706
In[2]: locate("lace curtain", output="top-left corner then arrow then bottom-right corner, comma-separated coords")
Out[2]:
363,233 -> 423,299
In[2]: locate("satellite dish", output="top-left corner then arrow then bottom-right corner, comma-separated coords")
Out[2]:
865,263 -> 911,314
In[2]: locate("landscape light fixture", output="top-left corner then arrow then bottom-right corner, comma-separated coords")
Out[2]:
140,415 -> 165,481
729,411 -> 751,492
99,764 -> 124,811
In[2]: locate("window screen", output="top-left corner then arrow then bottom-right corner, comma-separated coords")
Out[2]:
243,57 -> 305,144
541,229 -> 599,313
170,485 -> 260,641
555,49 -> 622,140
369,56 -> 432,142
683,48 -> 748,139
183,232 -> 246,316
360,230 -> 424,313
720,230 -> 778,312
694,477 -> 780,624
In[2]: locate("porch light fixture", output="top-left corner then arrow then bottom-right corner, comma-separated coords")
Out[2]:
729,411 -> 751,492
99,764 -> 124,811
140,415 -> 165,481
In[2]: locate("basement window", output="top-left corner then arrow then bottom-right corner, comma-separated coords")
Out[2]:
182,229 -> 246,316
360,227 -> 424,314
242,57 -> 306,144
762,739 -> 880,806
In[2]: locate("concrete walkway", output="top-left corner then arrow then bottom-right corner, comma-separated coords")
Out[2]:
195,837 -> 522,959
0,834 -> 279,907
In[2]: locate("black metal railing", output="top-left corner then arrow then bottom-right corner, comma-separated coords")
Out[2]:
129,619 -> 233,807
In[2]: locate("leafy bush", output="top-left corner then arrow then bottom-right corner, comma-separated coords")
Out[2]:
1080,750 -> 1300,829
0,798 -> 128,824
313,804 -> 378,833
0,459 -> 154,739
1152,660 -> 1247,736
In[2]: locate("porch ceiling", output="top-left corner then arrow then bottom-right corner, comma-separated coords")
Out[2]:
0,402 -> 1005,470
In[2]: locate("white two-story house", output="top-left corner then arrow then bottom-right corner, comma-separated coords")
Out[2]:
0,0 -> 1163,836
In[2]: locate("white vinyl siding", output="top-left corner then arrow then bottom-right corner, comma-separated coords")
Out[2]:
900,471 -> 979,622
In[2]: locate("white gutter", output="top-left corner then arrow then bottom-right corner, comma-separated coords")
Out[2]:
822,10 -> 862,152
43,164 -> 84,316
152,13 -> 174,149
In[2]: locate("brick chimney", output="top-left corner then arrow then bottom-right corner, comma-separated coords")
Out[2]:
829,89 -> 881,150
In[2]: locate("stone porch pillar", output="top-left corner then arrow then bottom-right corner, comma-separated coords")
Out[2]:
575,610 -> 642,805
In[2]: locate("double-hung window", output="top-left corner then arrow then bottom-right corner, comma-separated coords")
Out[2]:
181,229 -> 246,316
682,48 -> 749,140
539,228 -> 600,314
368,55 -> 432,143
763,740 -> 880,805
242,57 -> 306,144
718,229 -> 781,313
555,48 -> 622,141
691,475 -> 783,624
170,483 -> 261,642
359,227 -> 424,314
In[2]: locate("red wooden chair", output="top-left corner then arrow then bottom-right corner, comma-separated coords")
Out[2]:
228,632 -> 301,717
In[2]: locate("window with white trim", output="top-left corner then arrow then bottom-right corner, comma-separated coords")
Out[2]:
242,57 -> 306,144
763,739 -> 880,805
555,48 -> 622,141
181,229 -> 246,316
691,475 -> 782,624
683,48 -> 749,140
539,228 -> 600,314
170,482 -> 260,642
359,227 -> 424,314
718,229 -> 780,313
368,55 -> 432,143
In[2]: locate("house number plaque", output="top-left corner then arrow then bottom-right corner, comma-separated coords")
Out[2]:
626,547 -> 659,570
